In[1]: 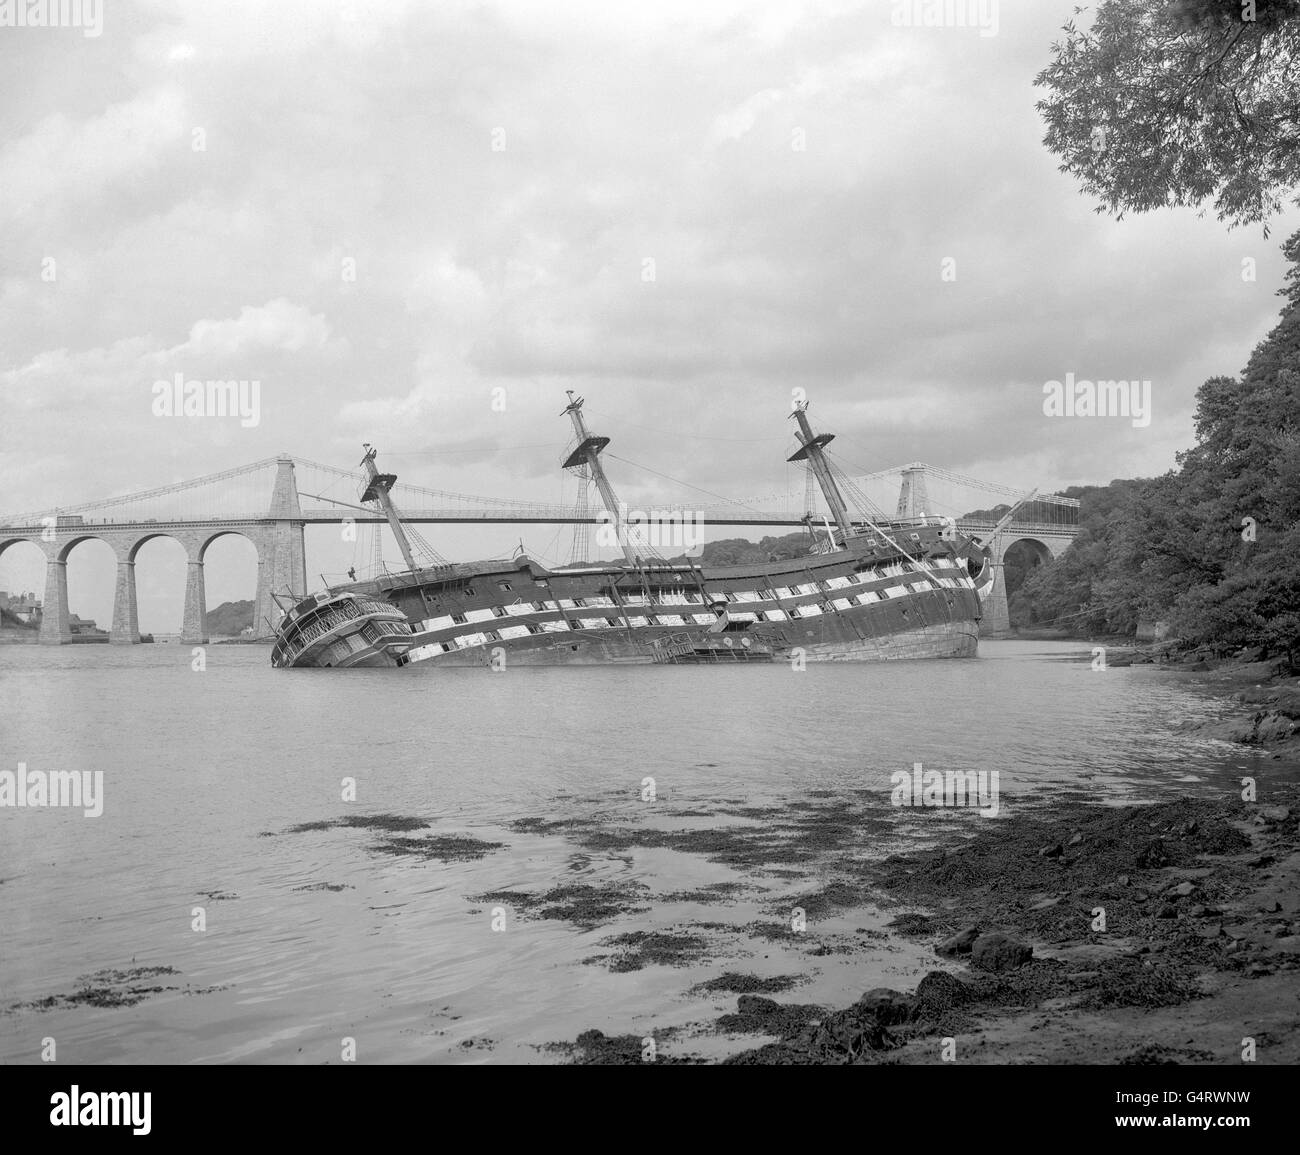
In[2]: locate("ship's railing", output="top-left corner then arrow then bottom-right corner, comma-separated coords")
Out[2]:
275,604 -> 362,662
275,598 -> 413,664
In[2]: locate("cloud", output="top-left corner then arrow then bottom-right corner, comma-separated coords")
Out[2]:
0,89 -> 186,221
179,298 -> 339,359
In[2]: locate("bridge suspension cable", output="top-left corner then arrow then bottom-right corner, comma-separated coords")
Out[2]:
1,457 -> 283,522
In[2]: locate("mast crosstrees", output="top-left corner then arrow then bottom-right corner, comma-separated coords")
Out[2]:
561,392 -> 637,566
788,401 -> 854,544
360,444 -> 419,573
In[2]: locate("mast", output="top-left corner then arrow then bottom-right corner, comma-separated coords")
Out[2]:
561,392 -> 637,566
788,401 -> 854,543
359,444 -> 418,573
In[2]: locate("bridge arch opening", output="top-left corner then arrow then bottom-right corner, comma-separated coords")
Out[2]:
61,536 -> 117,637
0,539 -> 47,635
200,531 -> 260,638
131,534 -> 189,638
1002,537 -> 1053,604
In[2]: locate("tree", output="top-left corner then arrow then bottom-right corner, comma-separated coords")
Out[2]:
1035,0 -> 1300,232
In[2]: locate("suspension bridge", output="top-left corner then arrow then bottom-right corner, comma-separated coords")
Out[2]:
0,453 -> 1079,643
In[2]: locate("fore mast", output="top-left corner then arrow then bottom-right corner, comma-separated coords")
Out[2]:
788,400 -> 855,544
360,444 -> 419,573
561,392 -> 637,566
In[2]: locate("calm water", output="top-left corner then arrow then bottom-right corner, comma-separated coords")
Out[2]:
0,640 -> 1283,1063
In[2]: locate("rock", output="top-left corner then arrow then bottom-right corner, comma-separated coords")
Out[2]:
1066,970 -> 1101,982
970,932 -> 1033,972
1247,963 -> 1273,978
735,994 -> 782,1017
935,925 -> 980,957
853,988 -> 914,1026
1028,896 -> 1061,912
1248,854 -> 1276,868
1118,874 -> 1130,887
1038,843 -> 1064,858
1199,924 -> 1223,940
1067,832 -> 1084,847
1157,904 -> 1179,919
1223,924 -> 1250,940
792,1007 -> 899,1060
1169,881 -> 1195,898
913,970 -> 973,1015
1259,900 -> 1283,913
1262,806 -> 1291,822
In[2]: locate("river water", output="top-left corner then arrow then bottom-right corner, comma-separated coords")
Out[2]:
0,640 -> 1284,1063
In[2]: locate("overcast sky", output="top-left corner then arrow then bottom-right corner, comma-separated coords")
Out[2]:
2,0 -> 1297,630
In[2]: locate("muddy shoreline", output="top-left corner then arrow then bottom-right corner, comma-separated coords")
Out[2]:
547,783 -> 1300,1065
545,657 -> 1300,1064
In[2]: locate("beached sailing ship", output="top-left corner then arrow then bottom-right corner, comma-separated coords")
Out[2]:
271,397 -> 997,668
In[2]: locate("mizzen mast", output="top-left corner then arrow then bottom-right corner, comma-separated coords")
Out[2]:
359,444 -> 418,573
561,392 -> 636,566
788,400 -> 854,543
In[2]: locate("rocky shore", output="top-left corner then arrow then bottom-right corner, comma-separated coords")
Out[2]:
556,783 -> 1300,1064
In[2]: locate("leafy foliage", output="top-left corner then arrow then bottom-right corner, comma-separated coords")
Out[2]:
1035,1 -> 1300,232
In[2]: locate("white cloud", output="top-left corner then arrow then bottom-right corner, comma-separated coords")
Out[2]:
0,89 -> 186,220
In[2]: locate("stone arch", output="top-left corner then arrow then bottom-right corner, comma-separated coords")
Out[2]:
198,529 -> 262,639
0,535 -> 41,559
1002,536 -> 1053,567
56,533 -> 118,564
54,534 -> 117,641
126,531 -> 189,564
197,527 -> 258,563
1000,536 -> 1053,605
128,533 -> 192,640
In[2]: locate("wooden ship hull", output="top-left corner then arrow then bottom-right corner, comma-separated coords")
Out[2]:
359,531 -> 987,669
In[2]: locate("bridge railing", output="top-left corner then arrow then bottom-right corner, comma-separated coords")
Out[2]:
958,520 -> 1077,536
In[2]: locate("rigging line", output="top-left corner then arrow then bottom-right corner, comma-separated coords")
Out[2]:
822,449 -> 905,484
605,454 -> 763,512
378,443 -> 568,456
584,408 -> 792,444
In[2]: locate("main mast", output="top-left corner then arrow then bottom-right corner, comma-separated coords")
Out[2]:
561,392 -> 637,566
788,401 -> 854,543
359,444 -> 419,573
